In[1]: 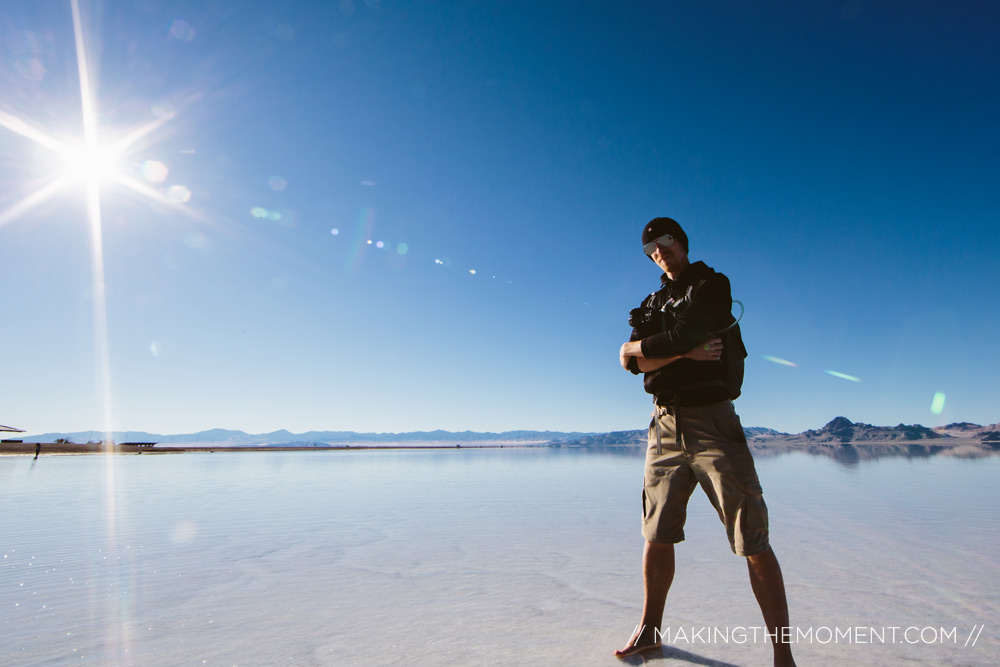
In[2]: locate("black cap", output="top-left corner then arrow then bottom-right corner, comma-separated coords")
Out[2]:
642,217 -> 688,253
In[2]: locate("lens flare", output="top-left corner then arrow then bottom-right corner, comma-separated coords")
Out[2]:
14,56 -> 46,81
183,232 -> 206,249
141,160 -> 168,182
169,20 -> 195,42
166,185 -> 192,203
824,370 -> 861,383
762,355 -> 797,367
347,207 -> 375,270
930,392 -> 946,414
171,521 -> 198,543
151,102 -> 176,119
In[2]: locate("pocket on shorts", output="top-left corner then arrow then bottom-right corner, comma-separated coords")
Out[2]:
710,407 -> 747,445
738,490 -> 770,554
644,463 -> 668,488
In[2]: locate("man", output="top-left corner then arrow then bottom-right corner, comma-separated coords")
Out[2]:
616,217 -> 796,667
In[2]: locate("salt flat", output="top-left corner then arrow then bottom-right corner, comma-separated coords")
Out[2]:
1,449 -> 996,666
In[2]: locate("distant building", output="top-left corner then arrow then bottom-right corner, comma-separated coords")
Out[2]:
1,424 -> 25,443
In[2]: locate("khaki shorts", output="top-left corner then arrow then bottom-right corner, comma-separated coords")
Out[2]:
641,400 -> 770,557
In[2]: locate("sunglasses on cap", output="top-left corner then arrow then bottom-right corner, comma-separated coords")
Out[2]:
643,233 -> 675,256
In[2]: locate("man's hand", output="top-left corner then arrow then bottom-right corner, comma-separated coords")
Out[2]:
619,341 -> 643,370
686,336 -> 722,361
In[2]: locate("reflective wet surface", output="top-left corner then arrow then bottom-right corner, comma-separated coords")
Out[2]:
1,449 -> 997,666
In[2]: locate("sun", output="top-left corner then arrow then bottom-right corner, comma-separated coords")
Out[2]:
58,140 -> 122,185
0,0 -> 195,228
0,99 -> 176,229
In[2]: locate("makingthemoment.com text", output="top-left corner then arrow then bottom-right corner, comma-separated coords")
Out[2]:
633,625 -> 985,646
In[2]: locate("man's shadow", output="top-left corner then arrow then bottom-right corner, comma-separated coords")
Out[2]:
617,644 -> 744,667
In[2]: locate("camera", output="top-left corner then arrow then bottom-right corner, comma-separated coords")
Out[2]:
628,306 -> 668,338
628,306 -> 655,329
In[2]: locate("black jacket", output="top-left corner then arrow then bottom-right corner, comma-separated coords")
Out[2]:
629,261 -> 746,406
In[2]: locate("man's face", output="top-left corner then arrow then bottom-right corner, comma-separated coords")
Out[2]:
650,237 -> 688,275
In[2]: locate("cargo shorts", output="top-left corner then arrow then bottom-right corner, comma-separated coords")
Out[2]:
641,400 -> 770,557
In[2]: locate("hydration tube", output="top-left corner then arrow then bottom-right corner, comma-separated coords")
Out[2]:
709,299 -> 744,335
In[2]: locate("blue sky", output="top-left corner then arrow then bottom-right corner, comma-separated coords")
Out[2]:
1,0 -> 998,436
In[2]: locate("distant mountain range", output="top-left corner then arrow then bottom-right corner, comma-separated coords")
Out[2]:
16,428 -> 593,447
544,417 -> 1000,466
554,417 -> 1000,450
15,417 -> 999,450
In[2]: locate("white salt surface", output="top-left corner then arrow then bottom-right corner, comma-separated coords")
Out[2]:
1,448 -> 997,666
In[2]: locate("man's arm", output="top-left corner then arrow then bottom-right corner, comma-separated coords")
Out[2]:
634,356 -> 681,372
619,340 -> 679,373
620,337 -> 722,371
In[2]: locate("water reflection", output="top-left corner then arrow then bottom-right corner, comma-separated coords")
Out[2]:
749,441 -> 1000,466
1,449 -> 997,666
559,442 -> 1000,467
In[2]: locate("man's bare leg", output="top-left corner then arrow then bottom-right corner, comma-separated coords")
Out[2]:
746,546 -> 796,667
614,540 -> 674,657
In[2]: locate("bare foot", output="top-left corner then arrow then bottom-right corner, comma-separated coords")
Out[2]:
614,624 -> 663,658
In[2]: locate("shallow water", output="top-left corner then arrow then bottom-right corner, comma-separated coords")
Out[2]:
1,449 -> 997,666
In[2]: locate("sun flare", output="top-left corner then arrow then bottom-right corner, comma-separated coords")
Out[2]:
0,0 -> 204,459
59,141 -> 120,184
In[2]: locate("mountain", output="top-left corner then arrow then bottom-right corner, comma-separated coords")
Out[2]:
555,417 -> 999,452
19,428 -> 595,447
786,416 -> 944,444
744,426 -> 791,443
556,426 -> 790,448
551,430 -> 647,448
934,421 -> 999,439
